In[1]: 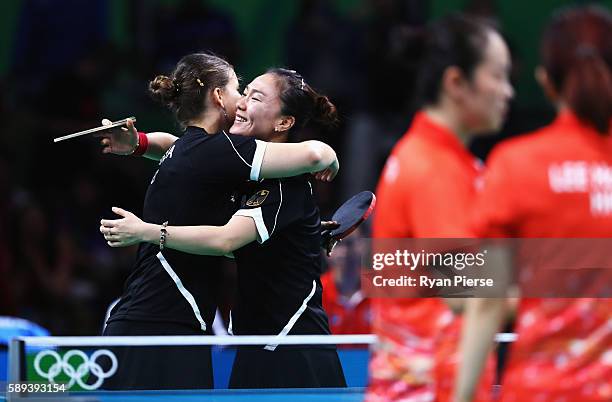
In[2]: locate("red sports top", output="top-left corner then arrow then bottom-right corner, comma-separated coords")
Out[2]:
366,111 -> 494,402
473,111 -> 612,402
321,271 -> 371,335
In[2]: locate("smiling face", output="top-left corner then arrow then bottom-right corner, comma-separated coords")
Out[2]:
229,73 -> 284,140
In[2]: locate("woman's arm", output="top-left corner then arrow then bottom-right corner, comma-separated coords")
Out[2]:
99,121 -> 339,179
141,131 -> 179,160
453,298 -> 506,402
98,119 -> 177,161
259,140 -> 339,182
452,245 -> 512,402
100,207 -> 257,256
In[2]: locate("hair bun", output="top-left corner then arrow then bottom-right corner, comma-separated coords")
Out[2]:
313,95 -> 339,127
149,75 -> 178,105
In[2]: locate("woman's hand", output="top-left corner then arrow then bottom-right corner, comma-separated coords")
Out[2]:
320,220 -> 340,256
100,207 -> 157,247
313,158 -> 339,182
95,118 -> 138,155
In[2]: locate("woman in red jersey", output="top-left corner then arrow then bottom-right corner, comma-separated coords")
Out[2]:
455,6 -> 612,402
366,14 -> 514,402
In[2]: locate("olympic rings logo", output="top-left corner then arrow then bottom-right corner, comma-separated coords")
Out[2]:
33,349 -> 118,390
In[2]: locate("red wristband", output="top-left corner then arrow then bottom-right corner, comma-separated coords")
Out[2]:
133,132 -> 149,156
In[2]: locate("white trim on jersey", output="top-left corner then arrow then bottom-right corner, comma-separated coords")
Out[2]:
250,140 -> 268,181
263,280 -> 317,351
222,131 -> 252,168
156,252 -> 207,332
102,298 -> 120,332
270,180 -> 283,237
233,207 -> 270,243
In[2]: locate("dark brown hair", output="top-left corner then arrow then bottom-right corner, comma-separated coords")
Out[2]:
415,14 -> 496,106
541,6 -> 612,134
267,68 -> 338,139
149,53 -> 234,128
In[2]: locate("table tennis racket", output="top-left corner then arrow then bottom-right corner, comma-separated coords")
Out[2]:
321,191 -> 376,255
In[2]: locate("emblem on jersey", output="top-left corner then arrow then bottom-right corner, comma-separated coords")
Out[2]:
246,190 -> 270,207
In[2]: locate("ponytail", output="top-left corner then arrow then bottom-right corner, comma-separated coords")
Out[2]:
564,47 -> 612,133
541,6 -> 612,134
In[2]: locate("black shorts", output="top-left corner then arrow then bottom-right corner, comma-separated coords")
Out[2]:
229,346 -> 347,389
100,320 -> 212,390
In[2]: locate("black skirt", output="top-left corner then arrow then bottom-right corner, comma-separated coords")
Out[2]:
229,346 -> 347,389
100,320 -> 212,390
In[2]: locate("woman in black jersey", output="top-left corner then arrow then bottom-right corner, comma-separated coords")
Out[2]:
98,54 -> 340,390
101,68 -> 347,388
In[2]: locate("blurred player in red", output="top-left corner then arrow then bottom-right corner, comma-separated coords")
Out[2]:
322,232 -> 371,335
366,14 -> 513,402
454,6 -> 612,402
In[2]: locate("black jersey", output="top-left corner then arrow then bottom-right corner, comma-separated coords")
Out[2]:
231,176 -> 332,348
107,127 -> 268,333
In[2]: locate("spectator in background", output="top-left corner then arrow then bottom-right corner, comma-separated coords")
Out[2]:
322,230 -> 371,335
286,0 -> 362,112
151,0 -> 239,73
11,0 -> 108,93
340,0 -> 427,202
0,155 -> 16,316
11,201 -> 79,334
285,0 -> 363,214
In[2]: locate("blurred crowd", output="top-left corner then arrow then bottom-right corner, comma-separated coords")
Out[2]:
1,0 -> 556,335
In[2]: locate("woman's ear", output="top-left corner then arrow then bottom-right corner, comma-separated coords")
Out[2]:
535,66 -> 558,103
441,66 -> 470,103
274,116 -> 295,133
212,87 -> 226,110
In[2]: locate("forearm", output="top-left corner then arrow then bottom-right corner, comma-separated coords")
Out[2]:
142,132 -> 179,161
260,140 -> 338,178
454,298 -> 506,402
141,216 -> 257,256
141,223 -> 231,256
